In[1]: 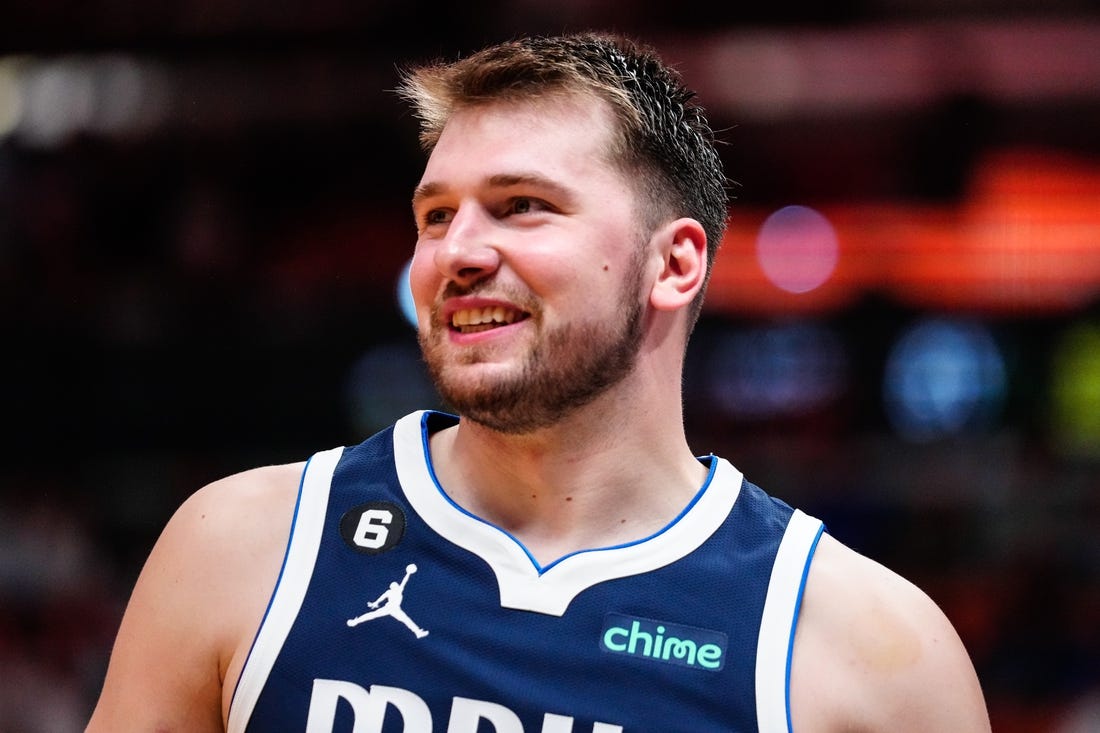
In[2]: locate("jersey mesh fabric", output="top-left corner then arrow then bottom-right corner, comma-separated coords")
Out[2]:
235,413 -> 810,733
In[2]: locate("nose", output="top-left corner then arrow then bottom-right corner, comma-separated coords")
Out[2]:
433,204 -> 501,286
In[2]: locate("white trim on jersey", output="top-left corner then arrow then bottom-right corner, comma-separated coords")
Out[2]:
392,410 -> 745,617
227,446 -> 344,733
754,510 -> 826,733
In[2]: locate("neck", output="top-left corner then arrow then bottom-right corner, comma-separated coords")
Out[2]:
428,381 -> 707,565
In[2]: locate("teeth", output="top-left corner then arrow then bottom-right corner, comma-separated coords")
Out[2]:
451,306 -> 520,329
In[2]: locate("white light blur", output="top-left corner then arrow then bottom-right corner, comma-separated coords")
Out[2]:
5,54 -> 167,148
87,55 -> 167,137
17,58 -> 97,147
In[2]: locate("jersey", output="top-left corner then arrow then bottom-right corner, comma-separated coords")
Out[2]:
228,410 -> 825,733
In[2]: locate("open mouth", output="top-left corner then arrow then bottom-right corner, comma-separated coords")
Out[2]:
450,306 -> 529,334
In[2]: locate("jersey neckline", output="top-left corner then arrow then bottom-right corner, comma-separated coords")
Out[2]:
391,410 -> 744,616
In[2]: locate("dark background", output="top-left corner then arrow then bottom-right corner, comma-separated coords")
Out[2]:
1,2 -> 1098,730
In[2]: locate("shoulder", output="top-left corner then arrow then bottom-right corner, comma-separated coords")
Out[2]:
157,462 -> 306,599
177,461 -> 306,542
87,461 -> 307,732
789,532 -> 991,733
140,461 -> 308,613
153,462 -> 309,696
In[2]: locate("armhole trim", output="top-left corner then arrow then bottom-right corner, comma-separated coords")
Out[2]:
755,510 -> 825,733
226,447 -> 343,733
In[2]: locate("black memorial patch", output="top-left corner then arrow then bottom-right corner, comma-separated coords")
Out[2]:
339,501 -> 407,554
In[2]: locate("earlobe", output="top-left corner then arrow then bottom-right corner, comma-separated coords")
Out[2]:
650,218 -> 707,312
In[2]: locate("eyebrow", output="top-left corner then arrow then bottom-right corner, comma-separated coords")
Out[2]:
411,181 -> 445,209
411,172 -> 576,209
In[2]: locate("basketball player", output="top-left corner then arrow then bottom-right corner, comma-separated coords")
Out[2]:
87,33 -> 991,732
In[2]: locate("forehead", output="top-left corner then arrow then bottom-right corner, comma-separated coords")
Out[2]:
417,94 -> 624,192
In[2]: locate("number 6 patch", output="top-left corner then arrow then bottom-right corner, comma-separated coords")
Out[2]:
339,501 -> 407,554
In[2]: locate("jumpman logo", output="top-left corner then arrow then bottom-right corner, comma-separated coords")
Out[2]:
347,563 -> 429,639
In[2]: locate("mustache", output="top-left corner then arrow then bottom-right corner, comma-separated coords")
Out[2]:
441,280 -> 476,299
439,279 -> 535,311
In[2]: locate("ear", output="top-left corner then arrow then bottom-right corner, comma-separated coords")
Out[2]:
649,217 -> 707,312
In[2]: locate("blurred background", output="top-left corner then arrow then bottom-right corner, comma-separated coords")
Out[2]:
2,1 -> 1099,730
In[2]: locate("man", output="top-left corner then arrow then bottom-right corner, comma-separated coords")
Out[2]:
87,33 -> 991,732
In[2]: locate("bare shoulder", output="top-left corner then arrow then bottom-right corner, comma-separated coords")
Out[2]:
184,462 -> 306,551
789,532 -> 991,733
87,461 -> 306,733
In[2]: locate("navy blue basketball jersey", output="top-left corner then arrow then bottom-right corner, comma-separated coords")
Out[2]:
228,411 -> 824,733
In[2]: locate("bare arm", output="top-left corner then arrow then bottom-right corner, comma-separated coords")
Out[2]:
86,463 -> 303,732
790,533 -> 991,733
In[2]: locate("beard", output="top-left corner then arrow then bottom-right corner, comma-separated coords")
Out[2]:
419,257 -> 647,435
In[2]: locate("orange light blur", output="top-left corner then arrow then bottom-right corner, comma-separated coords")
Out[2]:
706,148 -> 1100,316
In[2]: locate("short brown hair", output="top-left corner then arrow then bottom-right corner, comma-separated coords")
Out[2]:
398,32 -> 730,326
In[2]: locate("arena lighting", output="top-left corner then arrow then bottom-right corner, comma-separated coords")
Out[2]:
703,322 -> 847,421
8,54 -> 163,148
705,150 -> 1100,316
673,20 -> 1100,120
397,257 -> 418,329
707,216 -> 860,316
882,318 -> 1007,443
0,59 -> 22,140
756,205 -> 839,295
884,150 -> 1100,313
1048,321 -> 1100,460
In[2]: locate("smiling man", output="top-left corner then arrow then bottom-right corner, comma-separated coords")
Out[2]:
411,94 -> 652,437
87,33 -> 992,733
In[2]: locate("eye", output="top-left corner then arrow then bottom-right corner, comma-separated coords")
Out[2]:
421,209 -> 453,227
507,197 -> 552,216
